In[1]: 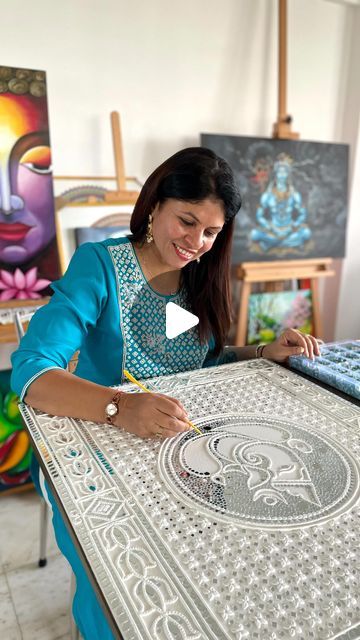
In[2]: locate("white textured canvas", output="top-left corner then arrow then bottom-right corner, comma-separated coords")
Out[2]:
20,360 -> 360,640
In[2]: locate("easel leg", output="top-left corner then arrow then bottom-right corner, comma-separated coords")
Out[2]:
235,281 -> 251,346
311,278 -> 323,339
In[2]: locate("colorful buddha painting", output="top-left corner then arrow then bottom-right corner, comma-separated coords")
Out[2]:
0,65 -> 59,301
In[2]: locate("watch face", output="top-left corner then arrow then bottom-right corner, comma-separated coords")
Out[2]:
106,402 -> 117,417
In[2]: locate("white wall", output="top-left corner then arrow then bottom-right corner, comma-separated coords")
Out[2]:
336,121 -> 360,340
1,0 -> 350,175
1,0 -> 277,178
336,9 -> 360,340
1,0 -> 359,338
336,5 -> 360,339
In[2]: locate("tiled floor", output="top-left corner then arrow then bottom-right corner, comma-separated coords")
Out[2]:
0,489 -> 73,640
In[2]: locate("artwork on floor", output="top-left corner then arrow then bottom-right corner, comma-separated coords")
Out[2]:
0,369 -> 32,493
201,134 -> 349,263
0,65 -> 60,302
247,289 -> 313,345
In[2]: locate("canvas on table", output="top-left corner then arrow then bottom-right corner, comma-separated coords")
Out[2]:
201,134 -> 349,263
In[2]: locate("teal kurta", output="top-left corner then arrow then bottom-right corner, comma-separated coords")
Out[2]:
10,236 -> 220,640
11,237 -> 211,400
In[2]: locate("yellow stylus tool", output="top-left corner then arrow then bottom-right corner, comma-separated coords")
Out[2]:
123,369 -> 202,435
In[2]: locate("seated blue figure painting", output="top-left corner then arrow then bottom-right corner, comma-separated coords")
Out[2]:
201,133 -> 349,262
250,153 -> 312,253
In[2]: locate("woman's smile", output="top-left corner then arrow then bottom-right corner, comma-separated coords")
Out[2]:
148,197 -> 226,270
172,242 -> 197,261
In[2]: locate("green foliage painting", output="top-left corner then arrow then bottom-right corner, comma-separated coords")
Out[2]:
0,370 -> 32,492
247,289 -> 313,345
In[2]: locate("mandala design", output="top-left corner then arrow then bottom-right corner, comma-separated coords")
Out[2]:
159,414 -> 360,528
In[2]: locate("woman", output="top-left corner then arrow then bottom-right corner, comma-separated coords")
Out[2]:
11,147 -> 320,638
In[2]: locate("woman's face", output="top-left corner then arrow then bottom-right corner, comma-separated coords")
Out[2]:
0,93 -> 54,265
151,198 -> 225,268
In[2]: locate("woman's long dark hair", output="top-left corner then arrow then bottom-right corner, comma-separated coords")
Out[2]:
130,147 -> 242,354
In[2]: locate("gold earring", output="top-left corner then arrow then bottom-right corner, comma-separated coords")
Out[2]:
197,257 -> 200,264
146,213 -> 153,243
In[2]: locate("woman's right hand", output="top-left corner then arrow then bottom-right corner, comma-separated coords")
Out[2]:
115,392 -> 191,439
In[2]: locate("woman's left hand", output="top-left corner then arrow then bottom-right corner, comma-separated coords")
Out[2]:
262,328 -> 322,363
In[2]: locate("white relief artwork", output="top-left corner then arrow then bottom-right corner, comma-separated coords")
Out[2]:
159,415 -> 360,528
20,360 -> 360,640
180,425 -> 320,508
151,612 -> 202,640
133,576 -> 178,615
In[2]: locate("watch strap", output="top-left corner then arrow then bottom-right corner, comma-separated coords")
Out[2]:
106,391 -> 124,425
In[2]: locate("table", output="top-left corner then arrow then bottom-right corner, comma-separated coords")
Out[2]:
20,359 -> 360,640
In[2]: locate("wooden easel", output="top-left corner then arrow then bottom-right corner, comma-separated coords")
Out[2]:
55,111 -> 140,208
234,0 -> 334,346
235,259 -> 335,346
104,111 -> 139,204
272,0 -> 299,140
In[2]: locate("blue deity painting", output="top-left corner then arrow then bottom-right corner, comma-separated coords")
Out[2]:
250,153 -> 311,251
201,134 -> 349,263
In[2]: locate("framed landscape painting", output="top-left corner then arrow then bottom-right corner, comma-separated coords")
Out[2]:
247,289 -> 313,345
201,134 -> 349,263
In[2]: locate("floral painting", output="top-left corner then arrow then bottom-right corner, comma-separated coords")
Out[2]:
247,289 -> 312,345
0,65 -> 60,302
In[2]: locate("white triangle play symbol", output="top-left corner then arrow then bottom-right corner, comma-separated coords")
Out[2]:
166,302 -> 199,339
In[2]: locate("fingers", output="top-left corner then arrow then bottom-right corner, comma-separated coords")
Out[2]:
119,392 -> 193,440
296,332 -> 321,359
169,396 -> 189,415
154,413 -> 191,436
302,334 -> 315,359
154,393 -> 188,421
150,394 -> 191,438
308,334 -> 321,357
283,328 -> 321,360
152,417 -> 191,439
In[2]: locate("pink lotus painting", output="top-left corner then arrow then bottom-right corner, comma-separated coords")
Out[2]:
0,65 -> 60,302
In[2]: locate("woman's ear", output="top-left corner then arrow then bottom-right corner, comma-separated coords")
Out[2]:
151,202 -> 160,219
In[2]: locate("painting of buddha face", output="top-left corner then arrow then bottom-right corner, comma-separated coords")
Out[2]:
0,66 -> 59,300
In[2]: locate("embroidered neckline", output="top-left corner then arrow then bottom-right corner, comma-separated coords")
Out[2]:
108,240 -> 208,382
129,241 -> 181,300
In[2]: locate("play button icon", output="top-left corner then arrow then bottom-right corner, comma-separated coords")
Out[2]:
166,302 -> 199,339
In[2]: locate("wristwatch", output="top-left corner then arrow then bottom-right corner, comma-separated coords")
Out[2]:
105,391 -> 124,425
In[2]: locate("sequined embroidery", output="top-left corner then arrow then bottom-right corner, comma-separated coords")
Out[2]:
108,241 -> 208,380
